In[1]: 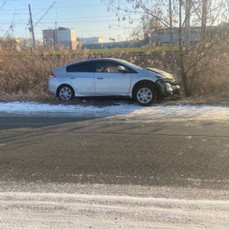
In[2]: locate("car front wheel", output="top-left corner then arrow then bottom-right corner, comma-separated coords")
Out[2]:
58,85 -> 74,101
134,84 -> 157,106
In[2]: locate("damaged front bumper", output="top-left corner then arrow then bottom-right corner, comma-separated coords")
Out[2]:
156,79 -> 180,97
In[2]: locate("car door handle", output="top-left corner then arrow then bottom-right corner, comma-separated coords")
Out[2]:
70,77 -> 76,79
97,77 -> 103,80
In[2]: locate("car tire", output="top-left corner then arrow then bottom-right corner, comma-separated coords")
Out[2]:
133,83 -> 157,106
57,85 -> 74,101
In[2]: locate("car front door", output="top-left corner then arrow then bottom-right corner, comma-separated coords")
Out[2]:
66,62 -> 95,96
94,61 -> 132,96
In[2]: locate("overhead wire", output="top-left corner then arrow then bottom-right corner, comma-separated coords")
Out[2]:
0,18 -> 132,25
3,10 -> 16,37
0,0 -> 7,10
0,4 -> 105,12
0,2 -> 133,40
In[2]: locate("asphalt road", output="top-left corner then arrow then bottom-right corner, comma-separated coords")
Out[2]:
0,114 -> 228,189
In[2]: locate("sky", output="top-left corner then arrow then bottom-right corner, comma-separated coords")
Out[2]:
0,0 -> 140,42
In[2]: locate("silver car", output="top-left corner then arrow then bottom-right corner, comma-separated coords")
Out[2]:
48,58 -> 180,106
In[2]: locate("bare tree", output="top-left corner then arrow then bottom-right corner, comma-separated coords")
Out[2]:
184,0 -> 191,47
102,0 -> 228,96
201,0 -> 208,41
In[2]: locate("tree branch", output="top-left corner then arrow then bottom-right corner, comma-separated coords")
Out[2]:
185,40 -> 216,75
103,0 -> 172,29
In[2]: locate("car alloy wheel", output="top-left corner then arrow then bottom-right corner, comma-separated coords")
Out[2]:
134,83 -> 157,106
136,87 -> 153,104
58,86 -> 73,101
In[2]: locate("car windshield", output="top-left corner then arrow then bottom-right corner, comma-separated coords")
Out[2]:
119,59 -> 143,70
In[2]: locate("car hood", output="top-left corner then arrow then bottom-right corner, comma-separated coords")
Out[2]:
146,67 -> 174,80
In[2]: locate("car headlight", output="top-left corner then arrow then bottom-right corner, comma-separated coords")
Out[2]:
165,82 -> 173,92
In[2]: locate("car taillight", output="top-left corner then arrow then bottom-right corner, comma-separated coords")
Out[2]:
50,71 -> 56,78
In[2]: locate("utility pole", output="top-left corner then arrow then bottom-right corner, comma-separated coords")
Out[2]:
28,4 -> 36,50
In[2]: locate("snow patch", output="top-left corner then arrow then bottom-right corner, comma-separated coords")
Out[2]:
0,192 -> 228,229
0,101 -> 140,117
0,102 -> 229,121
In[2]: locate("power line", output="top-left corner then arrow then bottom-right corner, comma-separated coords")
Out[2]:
41,19 -> 120,23
0,19 -> 129,25
0,0 -> 7,10
76,28 -> 129,32
0,15 -> 117,20
34,15 -> 117,21
34,1 -> 56,27
34,7 -> 48,17
0,4 -> 105,12
0,2 -> 133,38
3,10 -> 16,37
0,12 -> 28,15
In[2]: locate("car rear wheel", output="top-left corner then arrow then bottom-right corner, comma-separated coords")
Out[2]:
134,84 -> 157,106
58,85 -> 74,101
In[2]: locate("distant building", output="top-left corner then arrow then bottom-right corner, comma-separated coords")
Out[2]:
81,37 -> 103,45
56,27 -> 77,50
43,27 -> 77,50
151,28 -> 200,44
82,40 -> 140,49
43,29 -> 55,49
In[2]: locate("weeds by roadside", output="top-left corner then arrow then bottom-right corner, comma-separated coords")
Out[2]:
0,49 -> 229,105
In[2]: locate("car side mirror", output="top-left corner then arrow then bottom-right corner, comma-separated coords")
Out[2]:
118,65 -> 127,73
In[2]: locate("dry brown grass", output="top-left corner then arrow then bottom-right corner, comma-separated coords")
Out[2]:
0,49 -> 229,103
191,54 -> 229,98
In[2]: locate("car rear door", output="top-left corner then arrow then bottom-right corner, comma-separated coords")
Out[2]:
66,62 -> 95,96
94,61 -> 131,96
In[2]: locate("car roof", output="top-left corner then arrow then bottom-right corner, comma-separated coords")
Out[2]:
65,58 -> 142,70
71,58 -> 124,64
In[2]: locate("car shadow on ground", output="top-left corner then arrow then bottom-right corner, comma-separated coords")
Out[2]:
49,96 -> 181,107
51,97 -> 135,106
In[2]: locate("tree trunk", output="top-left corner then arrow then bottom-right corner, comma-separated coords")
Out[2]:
169,0 -> 173,47
181,72 -> 192,96
178,0 -> 192,96
184,0 -> 191,47
201,0 -> 208,41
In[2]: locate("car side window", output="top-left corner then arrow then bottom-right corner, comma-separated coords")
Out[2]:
95,62 -> 107,72
66,62 -> 92,72
95,61 -> 137,73
95,62 -> 120,73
